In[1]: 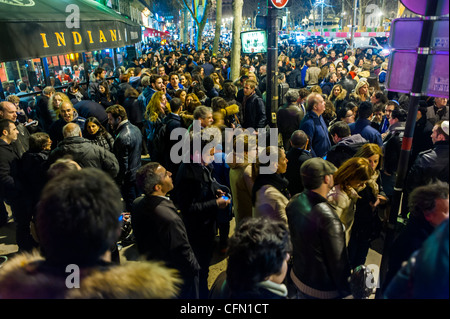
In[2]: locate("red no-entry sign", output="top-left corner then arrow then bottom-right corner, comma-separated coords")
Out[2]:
271,0 -> 289,9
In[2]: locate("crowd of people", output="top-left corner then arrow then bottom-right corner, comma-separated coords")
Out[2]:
0,38 -> 448,300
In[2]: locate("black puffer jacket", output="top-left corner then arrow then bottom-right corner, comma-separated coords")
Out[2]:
48,136 -> 119,178
286,190 -> 351,298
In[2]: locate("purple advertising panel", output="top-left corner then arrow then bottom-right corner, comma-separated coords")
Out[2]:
422,53 -> 450,97
386,50 -> 417,93
389,18 -> 423,50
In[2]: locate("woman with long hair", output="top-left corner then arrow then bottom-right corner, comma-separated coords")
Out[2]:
47,92 -> 71,122
144,91 -> 171,160
83,116 -> 114,152
327,157 -> 374,245
346,144 -> 387,267
328,84 -> 348,113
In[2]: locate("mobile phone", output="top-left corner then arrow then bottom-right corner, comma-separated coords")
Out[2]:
221,196 -> 229,201
118,215 -> 123,222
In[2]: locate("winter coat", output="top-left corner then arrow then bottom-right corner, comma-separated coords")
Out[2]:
299,110 -> 332,158
327,184 -> 361,246
111,120 -> 142,184
0,140 -> 20,201
48,112 -> 86,149
242,93 -> 267,129
172,163 -> 222,242
84,131 -> 115,153
0,251 -> 181,299
277,103 -> 304,150
48,136 -> 119,178
305,66 -> 321,86
326,134 -> 367,168
286,190 -> 351,298
285,148 -> 313,196
131,195 -> 200,299
329,88 -> 348,113
228,157 -> 254,228
349,118 -> 383,147
405,141 -> 449,197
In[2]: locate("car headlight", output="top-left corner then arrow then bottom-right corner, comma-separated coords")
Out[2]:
382,48 -> 390,56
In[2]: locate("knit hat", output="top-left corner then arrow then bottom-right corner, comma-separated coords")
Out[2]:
442,120 -> 449,136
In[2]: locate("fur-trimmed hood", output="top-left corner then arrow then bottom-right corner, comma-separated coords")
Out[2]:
330,88 -> 348,102
0,251 -> 181,299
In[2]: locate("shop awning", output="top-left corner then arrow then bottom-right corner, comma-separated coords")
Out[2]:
0,0 -> 142,62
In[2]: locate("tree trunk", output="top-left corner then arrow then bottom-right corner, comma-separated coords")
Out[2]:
183,6 -> 189,45
230,0 -> 243,81
213,0 -> 222,56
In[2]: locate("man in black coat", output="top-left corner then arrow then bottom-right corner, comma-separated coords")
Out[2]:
106,104 -> 142,212
172,131 -> 230,299
132,162 -> 200,299
34,86 -> 55,133
285,130 -> 312,196
0,119 -> 36,250
286,158 -> 352,299
48,123 -> 119,178
241,79 -> 266,129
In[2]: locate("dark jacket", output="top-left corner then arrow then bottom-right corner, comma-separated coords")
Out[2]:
73,100 -> 108,127
326,134 -> 367,168
299,111 -> 331,158
337,77 -> 356,99
48,136 -> 119,178
277,103 -> 304,150
111,120 -> 142,184
287,67 -> 302,89
162,113 -> 183,175
131,195 -> 200,299
405,141 -> 449,196
241,93 -> 267,129
285,148 -> 313,196
286,190 -> 351,298
382,122 -> 405,175
410,116 -> 433,166
173,163 -> 221,242
0,140 -> 20,201
48,114 -> 86,149
383,214 -> 435,292
349,118 -> 383,147
34,95 -> 53,133
18,150 -> 50,213
122,96 -> 144,127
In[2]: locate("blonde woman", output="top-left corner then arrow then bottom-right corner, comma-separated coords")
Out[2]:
327,157 -> 374,245
144,91 -> 171,160
349,79 -> 370,105
348,144 -> 387,267
47,92 -> 70,121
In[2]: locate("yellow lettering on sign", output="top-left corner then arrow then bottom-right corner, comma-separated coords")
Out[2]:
99,30 -> 107,43
40,33 -> 49,48
72,31 -> 82,45
110,29 -> 117,42
87,31 -> 94,44
55,32 -> 66,47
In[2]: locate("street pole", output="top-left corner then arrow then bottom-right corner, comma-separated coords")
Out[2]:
375,0 -> 440,298
266,0 -> 279,127
351,0 -> 357,48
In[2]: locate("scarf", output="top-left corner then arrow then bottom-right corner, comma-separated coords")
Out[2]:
252,173 -> 290,205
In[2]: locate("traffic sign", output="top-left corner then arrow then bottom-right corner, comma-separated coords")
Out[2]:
271,0 -> 289,9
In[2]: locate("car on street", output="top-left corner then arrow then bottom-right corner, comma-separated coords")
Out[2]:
325,38 -> 350,54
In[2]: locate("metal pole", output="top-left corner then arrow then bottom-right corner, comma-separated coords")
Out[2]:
266,0 -> 279,127
376,0 -> 439,298
351,0 -> 357,48
321,3 -> 324,36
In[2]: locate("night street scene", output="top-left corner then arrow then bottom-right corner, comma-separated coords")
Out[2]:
0,0 -> 448,309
